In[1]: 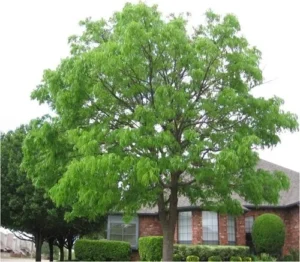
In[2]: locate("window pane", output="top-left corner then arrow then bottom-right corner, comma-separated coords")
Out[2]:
123,224 -> 136,234
123,235 -> 137,246
110,223 -> 123,234
178,211 -> 192,244
110,234 -> 123,241
202,211 -> 218,243
245,216 -> 254,233
227,215 -> 236,244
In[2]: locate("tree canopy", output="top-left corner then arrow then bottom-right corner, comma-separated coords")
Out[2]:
22,3 -> 298,260
1,126 -> 105,261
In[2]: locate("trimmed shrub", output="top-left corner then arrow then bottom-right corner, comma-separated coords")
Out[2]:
208,255 -> 222,261
252,214 -> 285,257
173,254 -> 182,261
258,253 -> 277,261
74,239 -> 131,261
186,255 -> 200,261
282,254 -> 293,261
288,248 -> 300,261
138,236 -> 163,261
242,257 -> 252,261
174,244 -> 249,261
230,256 -> 242,261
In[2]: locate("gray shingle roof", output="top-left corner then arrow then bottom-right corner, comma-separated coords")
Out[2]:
137,159 -> 299,214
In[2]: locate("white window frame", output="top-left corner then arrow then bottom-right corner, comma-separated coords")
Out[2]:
107,215 -> 139,249
227,215 -> 236,245
178,211 -> 192,244
202,211 -> 219,245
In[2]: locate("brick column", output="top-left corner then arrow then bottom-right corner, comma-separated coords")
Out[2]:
236,215 -> 246,245
219,214 -> 228,245
192,210 -> 202,244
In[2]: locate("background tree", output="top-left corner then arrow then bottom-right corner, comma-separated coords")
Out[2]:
22,3 -> 298,260
1,126 -> 105,261
1,126 -> 56,261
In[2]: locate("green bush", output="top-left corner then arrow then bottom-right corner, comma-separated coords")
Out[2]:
258,253 -> 277,261
186,255 -> 200,261
252,214 -> 285,257
230,256 -> 242,261
288,249 -> 300,261
173,254 -> 182,261
138,236 -> 163,261
208,255 -> 222,261
282,254 -> 293,261
242,257 -> 252,261
174,244 -> 249,261
74,239 -> 131,261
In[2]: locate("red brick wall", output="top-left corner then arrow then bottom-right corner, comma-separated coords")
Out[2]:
139,215 -> 162,237
284,206 -> 299,253
236,214 -> 246,245
236,206 -> 299,254
219,214 -> 228,245
138,206 -> 299,254
192,210 -> 202,244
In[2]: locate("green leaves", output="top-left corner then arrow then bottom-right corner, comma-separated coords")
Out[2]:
23,3 -> 298,220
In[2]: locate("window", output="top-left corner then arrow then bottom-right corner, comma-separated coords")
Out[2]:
178,211 -> 192,244
245,216 -> 254,233
202,211 -> 219,245
107,215 -> 138,248
227,216 -> 236,245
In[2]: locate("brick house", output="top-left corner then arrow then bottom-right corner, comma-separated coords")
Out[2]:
107,160 -> 299,254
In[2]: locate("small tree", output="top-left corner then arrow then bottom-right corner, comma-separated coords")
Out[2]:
252,214 -> 285,257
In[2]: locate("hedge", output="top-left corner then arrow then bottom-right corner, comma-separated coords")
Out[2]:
230,256 -> 242,261
174,244 -> 249,261
74,239 -> 131,261
252,213 -> 285,256
186,255 -> 200,261
208,255 -> 222,261
139,236 -> 163,261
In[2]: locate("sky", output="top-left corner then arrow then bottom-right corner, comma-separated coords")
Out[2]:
0,0 -> 299,171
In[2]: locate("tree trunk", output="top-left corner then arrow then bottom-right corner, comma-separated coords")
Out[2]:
57,236 -> 65,261
66,234 -> 74,261
158,173 -> 179,261
35,231 -> 43,262
68,247 -> 72,261
59,245 -> 64,261
48,237 -> 55,262
162,225 -> 176,261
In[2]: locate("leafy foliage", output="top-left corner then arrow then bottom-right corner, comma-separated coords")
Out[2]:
230,256 -> 242,261
22,2 -> 298,260
257,253 -> 277,261
174,244 -> 249,261
74,239 -> 131,261
187,255 -> 200,261
139,236 -> 163,261
242,257 -> 252,261
208,256 -> 222,261
252,214 -> 285,256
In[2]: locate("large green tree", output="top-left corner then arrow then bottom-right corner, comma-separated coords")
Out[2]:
22,3 -> 298,260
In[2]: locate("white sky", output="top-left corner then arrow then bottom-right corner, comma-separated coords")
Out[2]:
0,0 -> 299,171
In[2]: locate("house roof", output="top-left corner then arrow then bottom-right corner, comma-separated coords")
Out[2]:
137,159 -> 299,214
